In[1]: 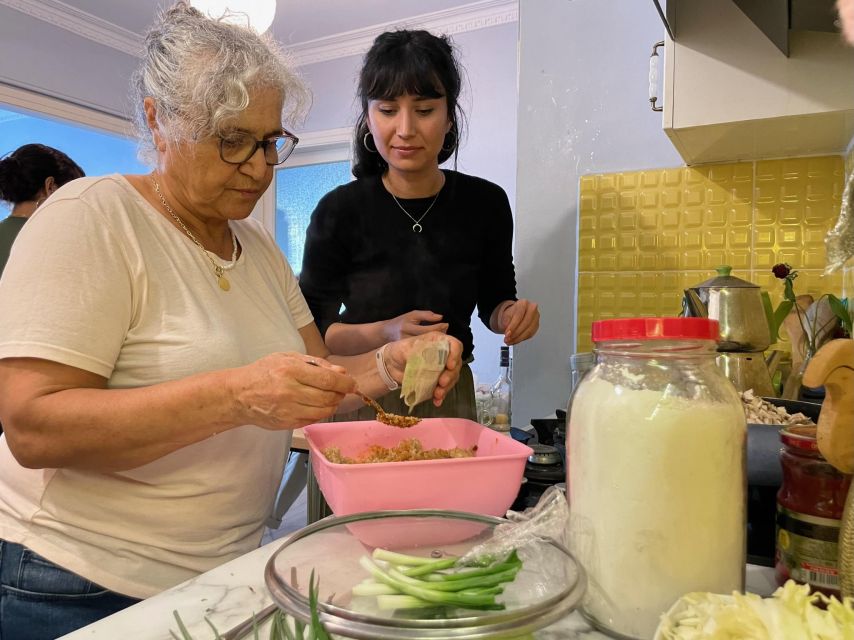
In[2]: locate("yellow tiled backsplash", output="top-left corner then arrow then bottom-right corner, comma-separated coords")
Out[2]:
576,156 -> 845,352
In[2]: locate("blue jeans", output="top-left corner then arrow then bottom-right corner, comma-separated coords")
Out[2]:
0,540 -> 139,640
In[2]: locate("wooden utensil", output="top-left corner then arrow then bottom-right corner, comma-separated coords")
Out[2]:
803,338 -> 854,474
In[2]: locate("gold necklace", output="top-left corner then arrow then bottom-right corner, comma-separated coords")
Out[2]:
151,176 -> 238,291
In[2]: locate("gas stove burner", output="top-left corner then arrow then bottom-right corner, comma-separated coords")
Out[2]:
524,459 -> 564,483
511,416 -> 567,511
528,444 -> 562,466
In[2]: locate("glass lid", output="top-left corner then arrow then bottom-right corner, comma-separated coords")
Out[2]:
264,509 -> 585,639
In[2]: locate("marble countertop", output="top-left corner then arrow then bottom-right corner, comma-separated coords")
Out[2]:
59,535 -> 778,640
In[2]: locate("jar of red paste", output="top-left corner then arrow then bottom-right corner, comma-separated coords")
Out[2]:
775,425 -> 852,597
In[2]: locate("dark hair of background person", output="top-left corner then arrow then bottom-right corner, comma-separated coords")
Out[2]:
352,29 -> 468,179
0,144 -> 85,205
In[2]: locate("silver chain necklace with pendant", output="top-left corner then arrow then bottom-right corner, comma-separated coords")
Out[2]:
389,184 -> 443,233
151,176 -> 238,291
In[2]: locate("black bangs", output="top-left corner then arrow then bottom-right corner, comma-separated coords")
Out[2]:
365,58 -> 446,101
352,29 -> 465,178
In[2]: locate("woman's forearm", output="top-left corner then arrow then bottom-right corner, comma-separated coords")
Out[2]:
1,352 -> 353,472
324,321 -> 388,355
326,349 -> 397,409
1,365 -> 242,472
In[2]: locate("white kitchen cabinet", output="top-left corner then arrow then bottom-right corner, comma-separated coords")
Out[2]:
662,0 -> 854,164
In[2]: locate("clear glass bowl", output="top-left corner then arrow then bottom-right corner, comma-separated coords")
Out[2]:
264,509 -> 585,639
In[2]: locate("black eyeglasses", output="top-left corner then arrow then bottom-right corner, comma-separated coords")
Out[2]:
218,130 -> 299,166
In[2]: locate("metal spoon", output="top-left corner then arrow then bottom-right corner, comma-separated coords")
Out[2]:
304,357 -> 420,428
355,389 -> 421,428
356,389 -> 386,416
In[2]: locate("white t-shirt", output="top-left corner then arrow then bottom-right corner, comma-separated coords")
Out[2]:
0,175 -> 313,598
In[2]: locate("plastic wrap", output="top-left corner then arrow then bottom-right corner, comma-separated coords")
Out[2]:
825,170 -> 854,273
459,485 -> 569,566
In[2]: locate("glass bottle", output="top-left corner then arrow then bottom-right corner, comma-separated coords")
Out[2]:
567,317 -> 746,639
490,346 -> 512,432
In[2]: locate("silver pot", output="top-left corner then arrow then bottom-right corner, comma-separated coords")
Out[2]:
683,266 -> 772,352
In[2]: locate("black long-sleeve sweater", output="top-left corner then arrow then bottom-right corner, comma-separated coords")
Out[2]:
299,170 -> 517,361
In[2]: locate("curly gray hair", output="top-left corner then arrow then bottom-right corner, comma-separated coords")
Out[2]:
131,1 -> 309,165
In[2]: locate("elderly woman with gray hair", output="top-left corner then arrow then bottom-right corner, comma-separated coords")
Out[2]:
0,3 -> 462,638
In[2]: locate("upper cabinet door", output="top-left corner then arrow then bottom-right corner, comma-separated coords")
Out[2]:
660,0 -> 854,165
652,0 -> 676,41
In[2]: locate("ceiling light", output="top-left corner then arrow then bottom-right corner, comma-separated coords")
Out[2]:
190,0 -> 277,34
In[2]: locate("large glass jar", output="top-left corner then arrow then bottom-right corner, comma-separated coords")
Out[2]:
775,425 -> 852,598
567,317 -> 746,639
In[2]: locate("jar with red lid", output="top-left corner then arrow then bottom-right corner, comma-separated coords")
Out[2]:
775,425 -> 853,597
568,317 -> 746,639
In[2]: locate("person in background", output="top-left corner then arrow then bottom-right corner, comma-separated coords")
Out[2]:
299,29 -> 539,422
0,4 -> 461,639
0,143 -> 84,277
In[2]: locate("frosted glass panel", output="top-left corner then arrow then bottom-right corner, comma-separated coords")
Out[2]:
0,106 -> 148,217
275,160 -> 351,273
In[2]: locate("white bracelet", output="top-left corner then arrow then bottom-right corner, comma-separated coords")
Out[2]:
375,344 -> 400,391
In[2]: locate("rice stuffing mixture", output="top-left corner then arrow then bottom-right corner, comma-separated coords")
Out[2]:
323,438 -> 477,464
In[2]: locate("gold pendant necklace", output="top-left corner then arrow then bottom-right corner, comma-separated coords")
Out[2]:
151,176 -> 238,291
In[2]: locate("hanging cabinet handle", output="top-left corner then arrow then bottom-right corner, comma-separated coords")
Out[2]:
649,40 -> 665,112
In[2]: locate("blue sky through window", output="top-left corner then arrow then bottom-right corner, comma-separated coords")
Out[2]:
0,106 -> 148,216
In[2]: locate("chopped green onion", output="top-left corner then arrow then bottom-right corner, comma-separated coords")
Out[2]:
354,547 -> 523,614
352,581 -> 400,596
376,594 -> 435,610
399,557 -> 458,576
385,564 -> 520,593
360,556 -> 504,609
308,570 -> 331,640
372,548 -> 448,565
171,611 -> 194,640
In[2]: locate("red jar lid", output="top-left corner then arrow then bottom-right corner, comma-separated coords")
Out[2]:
780,425 -> 819,452
591,317 -> 720,342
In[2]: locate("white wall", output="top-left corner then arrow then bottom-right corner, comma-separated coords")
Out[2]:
513,0 -> 682,424
0,6 -> 138,118
299,22 -> 519,388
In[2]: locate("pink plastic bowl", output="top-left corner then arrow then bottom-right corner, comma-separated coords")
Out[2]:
303,418 -> 533,517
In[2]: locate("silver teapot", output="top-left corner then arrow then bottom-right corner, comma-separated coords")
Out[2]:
682,266 -> 771,353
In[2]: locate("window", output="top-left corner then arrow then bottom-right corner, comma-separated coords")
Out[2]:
274,160 -> 351,273
0,102 -> 147,217
267,127 -> 352,274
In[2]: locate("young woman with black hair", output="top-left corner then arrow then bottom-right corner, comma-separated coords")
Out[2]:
300,29 -> 539,420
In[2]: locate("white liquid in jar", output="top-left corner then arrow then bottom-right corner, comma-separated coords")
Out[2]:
568,376 -> 745,639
